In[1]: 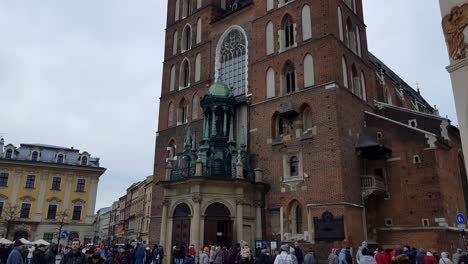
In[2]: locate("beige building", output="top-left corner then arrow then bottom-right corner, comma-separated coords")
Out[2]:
141,176 -> 153,244
439,0 -> 468,168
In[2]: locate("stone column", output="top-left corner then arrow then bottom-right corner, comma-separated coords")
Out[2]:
86,178 -> 99,223
255,201 -> 262,240
280,207 -> 284,241
306,207 -> 313,243
190,196 -> 201,253
236,199 -> 244,242
63,175 -> 74,211
165,217 -> 174,264
10,168 -> 22,206
35,173 -> 49,221
223,111 -> 228,136
211,111 -> 217,136
160,200 -> 169,248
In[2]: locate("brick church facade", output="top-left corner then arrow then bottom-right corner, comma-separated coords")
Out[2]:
150,0 -> 468,255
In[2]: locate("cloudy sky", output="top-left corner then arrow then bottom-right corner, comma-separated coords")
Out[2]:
0,0 -> 455,211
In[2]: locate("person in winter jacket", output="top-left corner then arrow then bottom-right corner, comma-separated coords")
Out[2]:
303,249 -> 317,264
392,249 -> 409,264
60,239 -> 87,264
257,249 -> 272,264
338,249 -> 348,264
200,247 -> 210,264
359,249 -> 375,264
188,246 -> 196,258
294,243 -> 304,264
135,246 -> 144,264
183,252 -> 195,264
375,248 -> 389,264
274,245 -> 293,264
31,244 -> 47,264
424,252 -> 437,264
214,247 -> 223,264
439,253 -> 453,264
356,242 -> 369,264
328,248 -> 338,264
452,250 -> 461,264
416,249 -> 426,264
44,244 -> 57,264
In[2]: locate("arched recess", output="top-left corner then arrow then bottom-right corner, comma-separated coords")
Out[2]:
266,21 -> 274,55
173,31 -> 178,55
342,56 -> 348,88
337,7 -> 344,41
301,104 -> 313,132
287,200 -> 303,235
179,58 -> 191,89
170,65 -> 176,92
215,25 -> 248,96
195,53 -> 201,82
302,5 -> 312,41
281,14 -> 296,50
172,202 -> 191,249
168,102 -> 175,127
197,0 -> 201,9
175,0 -> 180,21
360,71 -> 367,101
351,64 -> 361,98
266,67 -> 276,98
167,139 -> 176,160
204,202 -> 233,247
192,94 -> 199,120
356,25 -> 362,57
181,24 -> 192,52
178,98 -> 189,125
272,111 -> 285,138
303,54 -> 315,88
196,18 -> 202,44
267,0 -> 273,11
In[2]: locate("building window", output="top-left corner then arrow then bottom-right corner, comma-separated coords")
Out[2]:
217,28 -> 247,96
384,218 -> 393,226
283,16 -> 295,48
81,156 -> 88,166
266,67 -> 276,98
76,179 -> 86,192
57,154 -> 64,163
52,177 -> 61,191
351,64 -> 362,98
283,62 -> 296,94
303,54 -> 315,88
72,206 -> 82,221
182,0 -> 191,18
302,5 -> 312,41
168,102 -> 175,127
422,218 -> 430,227
290,156 -> 299,177
47,204 -> 58,220
5,149 -> 13,159
25,175 -> 35,189
31,151 -> 39,161
413,155 -> 421,164
337,7 -> 344,42
409,119 -> 418,128
346,18 -> 357,54
302,107 -> 313,132
342,56 -> 348,88
173,31 -> 178,55
180,58 -> 190,88
178,98 -> 188,125
20,203 -> 31,218
181,24 -> 192,52
195,53 -> 201,82
295,205 -> 302,234
0,173 -> 8,187
196,18 -> 202,44
266,21 -> 274,55
175,0 -> 180,21
43,233 -> 54,242
0,201 -> 3,217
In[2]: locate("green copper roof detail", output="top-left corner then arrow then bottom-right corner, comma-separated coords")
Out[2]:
208,81 -> 232,97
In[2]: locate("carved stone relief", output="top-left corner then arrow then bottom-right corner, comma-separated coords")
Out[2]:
442,3 -> 468,61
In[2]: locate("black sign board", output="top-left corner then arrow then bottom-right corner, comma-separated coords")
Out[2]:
314,211 -> 345,242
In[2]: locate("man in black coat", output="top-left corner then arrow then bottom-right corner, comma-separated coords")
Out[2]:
31,244 -> 48,264
60,239 -> 87,264
44,244 -> 57,264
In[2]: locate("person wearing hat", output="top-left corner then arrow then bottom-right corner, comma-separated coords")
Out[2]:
200,247 -> 210,264
7,240 -> 25,264
31,242 -> 48,264
257,249 -> 273,264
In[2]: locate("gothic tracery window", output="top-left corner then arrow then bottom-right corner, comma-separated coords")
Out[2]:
218,29 -> 247,96
290,156 -> 299,177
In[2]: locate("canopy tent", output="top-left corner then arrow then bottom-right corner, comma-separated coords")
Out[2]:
0,238 -> 13,245
32,239 -> 50,246
19,238 -> 32,245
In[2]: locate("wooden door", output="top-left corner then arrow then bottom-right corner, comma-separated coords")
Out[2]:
172,218 -> 191,248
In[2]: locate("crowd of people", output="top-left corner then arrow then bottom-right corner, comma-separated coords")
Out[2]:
2,239 -> 467,264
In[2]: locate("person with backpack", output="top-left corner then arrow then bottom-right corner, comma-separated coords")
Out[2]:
60,239 -> 87,264
273,245 -> 293,264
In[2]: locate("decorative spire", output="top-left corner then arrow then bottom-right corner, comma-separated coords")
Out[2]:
416,81 -> 420,94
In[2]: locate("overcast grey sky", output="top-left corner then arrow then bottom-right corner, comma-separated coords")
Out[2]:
0,0 -> 456,211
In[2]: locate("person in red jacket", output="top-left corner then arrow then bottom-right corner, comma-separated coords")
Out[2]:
188,245 -> 196,257
424,252 -> 438,264
376,248 -> 390,264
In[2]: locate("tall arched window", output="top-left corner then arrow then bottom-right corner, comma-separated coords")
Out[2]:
342,56 -> 348,88
170,65 -> 176,92
272,112 -> 284,138
196,18 -> 202,44
282,15 -> 295,49
178,98 -> 188,125
217,28 -> 247,96
356,25 -> 362,57
195,53 -> 201,82
290,156 -> 299,176
168,102 -> 175,127
360,71 -> 367,101
346,18 -> 356,54
303,54 -> 315,88
266,67 -> 275,98
180,58 -> 191,88
196,0 -> 201,9
302,5 -> 312,41
173,31 -> 178,55
267,0 -> 273,11
192,95 -> 199,120
337,7 -> 344,41
175,0 -> 180,21
182,0 -> 191,18
283,62 -> 296,94
31,151 -> 39,161
181,24 -> 192,52
302,106 -> 312,131
266,21 -> 274,55
295,205 -> 302,234
351,64 -> 361,97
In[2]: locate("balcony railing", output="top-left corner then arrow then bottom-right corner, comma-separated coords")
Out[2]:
361,175 -> 386,199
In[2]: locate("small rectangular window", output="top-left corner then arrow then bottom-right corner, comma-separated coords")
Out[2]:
422,218 -> 430,227
25,175 -> 35,189
51,177 -> 61,191
0,173 -> 9,187
47,204 -> 58,220
20,203 -> 31,218
384,218 -> 393,226
0,201 -> 3,217
72,206 -> 82,221
76,179 -> 86,192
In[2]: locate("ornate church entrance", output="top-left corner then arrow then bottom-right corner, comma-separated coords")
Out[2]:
172,203 -> 191,249
204,203 -> 232,247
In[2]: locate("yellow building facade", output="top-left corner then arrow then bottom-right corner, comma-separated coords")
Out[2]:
0,138 -> 105,244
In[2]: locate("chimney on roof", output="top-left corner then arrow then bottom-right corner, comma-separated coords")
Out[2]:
0,137 -> 4,156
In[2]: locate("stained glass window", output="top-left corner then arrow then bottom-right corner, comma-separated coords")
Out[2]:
219,29 -> 247,96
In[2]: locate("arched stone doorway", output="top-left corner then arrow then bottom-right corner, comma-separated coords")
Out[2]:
13,230 -> 29,240
204,202 -> 232,247
172,203 -> 191,250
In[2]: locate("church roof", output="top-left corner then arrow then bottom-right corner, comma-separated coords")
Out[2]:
208,81 -> 232,97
